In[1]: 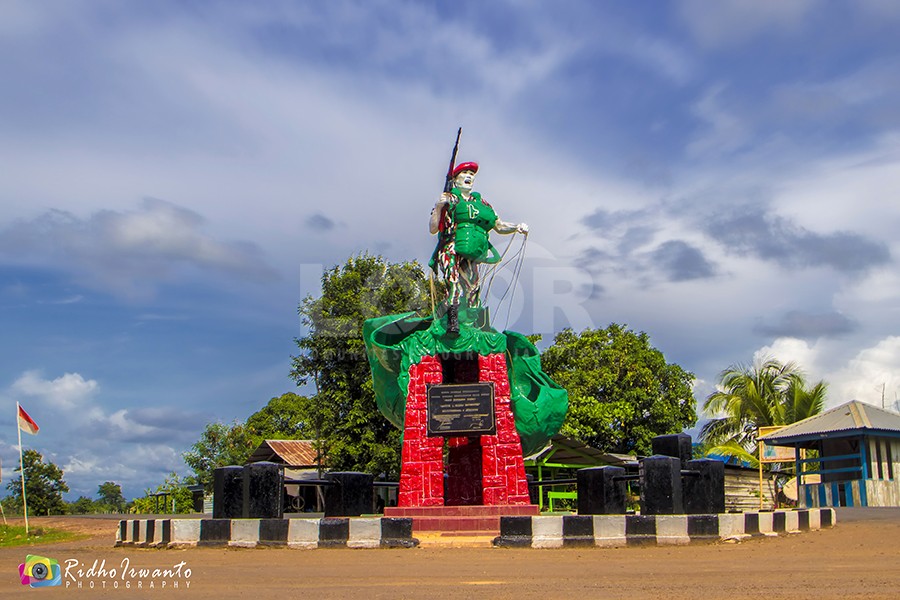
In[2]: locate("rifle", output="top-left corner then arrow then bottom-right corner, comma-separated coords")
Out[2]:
430,128 -> 461,274
439,128 -> 463,333
444,127 -> 462,193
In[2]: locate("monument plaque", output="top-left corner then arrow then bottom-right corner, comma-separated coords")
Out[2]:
426,382 -> 496,436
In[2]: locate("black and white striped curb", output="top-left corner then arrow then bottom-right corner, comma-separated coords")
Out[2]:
116,517 -> 418,549
492,508 -> 835,548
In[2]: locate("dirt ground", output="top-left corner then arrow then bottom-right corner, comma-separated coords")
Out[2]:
2,509 -> 899,599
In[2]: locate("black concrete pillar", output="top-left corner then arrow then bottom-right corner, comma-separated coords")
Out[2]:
324,472 -> 374,517
243,462 -> 284,519
683,459 -> 725,514
526,474 -> 539,506
640,455 -> 683,515
651,433 -> 693,466
213,466 -> 243,519
577,466 -> 626,515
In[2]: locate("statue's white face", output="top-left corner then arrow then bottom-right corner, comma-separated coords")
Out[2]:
454,170 -> 476,192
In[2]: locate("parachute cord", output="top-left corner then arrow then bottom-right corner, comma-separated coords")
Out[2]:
504,234 -> 527,330
482,234 -> 518,301
497,234 -> 528,330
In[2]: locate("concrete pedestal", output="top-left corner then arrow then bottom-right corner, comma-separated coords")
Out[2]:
324,471 -> 375,517
683,459 -> 725,514
640,455 -> 684,515
213,466 -> 243,519
577,466 -> 627,515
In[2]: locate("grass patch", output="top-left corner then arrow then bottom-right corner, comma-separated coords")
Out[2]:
0,524 -> 84,548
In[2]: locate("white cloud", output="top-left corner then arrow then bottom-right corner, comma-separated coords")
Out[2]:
774,132 -> 900,240
4,368 -> 207,497
831,337 -> 900,408
12,370 -> 98,408
0,199 -> 278,299
62,443 -> 184,488
749,336 -> 900,412
754,338 -> 821,377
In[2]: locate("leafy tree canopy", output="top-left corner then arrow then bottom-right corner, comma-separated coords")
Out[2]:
289,253 -> 434,478
97,481 -> 126,512
541,324 -> 697,455
5,449 -> 69,516
183,421 -> 258,492
69,496 -> 97,515
245,392 -> 310,440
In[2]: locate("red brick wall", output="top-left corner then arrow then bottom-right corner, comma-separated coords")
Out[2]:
397,353 -> 530,507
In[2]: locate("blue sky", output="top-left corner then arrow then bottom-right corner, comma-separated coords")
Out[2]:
2,0 -> 900,500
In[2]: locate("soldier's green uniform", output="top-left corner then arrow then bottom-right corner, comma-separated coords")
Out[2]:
448,190 -> 501,264
430,188 -> 504,315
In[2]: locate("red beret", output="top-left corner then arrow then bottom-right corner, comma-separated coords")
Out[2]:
452,162 -> 479,178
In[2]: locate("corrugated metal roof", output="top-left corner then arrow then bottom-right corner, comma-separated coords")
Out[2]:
247,439 -> 320,467
759,400 -> 900,442
524,434 -> 637,467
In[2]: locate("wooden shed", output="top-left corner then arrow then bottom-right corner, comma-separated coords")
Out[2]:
722,464 -> 776,512
247,439 -> 320,475
247,439 -> 324,512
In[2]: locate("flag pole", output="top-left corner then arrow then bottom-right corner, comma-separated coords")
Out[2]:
17,402 -> 29,536
0,456 -> 6,525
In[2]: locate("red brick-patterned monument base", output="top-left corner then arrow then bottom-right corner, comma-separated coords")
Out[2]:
392,353 -> 531,508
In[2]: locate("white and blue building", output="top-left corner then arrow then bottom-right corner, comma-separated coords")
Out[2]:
759,401 -> 900,508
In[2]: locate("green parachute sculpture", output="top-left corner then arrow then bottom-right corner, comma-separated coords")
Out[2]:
363,306 -> 567,456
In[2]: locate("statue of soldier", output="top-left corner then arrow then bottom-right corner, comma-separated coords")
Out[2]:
429,161 -> 528,334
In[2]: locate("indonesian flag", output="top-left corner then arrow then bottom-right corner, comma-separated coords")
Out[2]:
17,403 -> 39,435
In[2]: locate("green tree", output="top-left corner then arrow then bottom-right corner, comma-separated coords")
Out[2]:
183,422 -> 257,492
5,449 -> 69,516
541,324 -> 697,455
97,481 -> 126,512
700,357 -> 827,454
69,496 -> 98,514
130,473 -> 194,514
245,392 -> 311,440
183,393 -> 319,491
290,253 -> 434,477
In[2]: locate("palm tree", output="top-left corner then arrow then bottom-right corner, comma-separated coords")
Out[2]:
784,378 -> 828,425
700,357 -> 827,457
